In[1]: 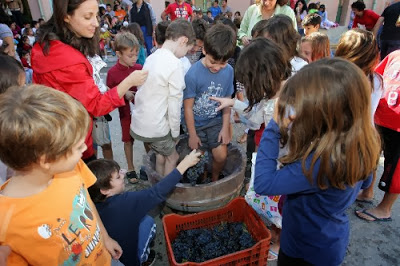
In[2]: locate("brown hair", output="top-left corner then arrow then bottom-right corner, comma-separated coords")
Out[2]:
203,23 -> 236,62
36,0 -> 100,57
301,32 -> 330,62
236,38 -> 291,111
165,19 -> 196,45
192,18 -> 208,41
277,58 -> 381,190
0,85 -> 91,170
114,31 -> 140,52
125,22 -> 145,45
302,13 -> 321,27
335,29 -> 380,90
154,21 -> 170,46
0,54 -> 24,94
87,159 -> 120,203
258,15 -> 300,59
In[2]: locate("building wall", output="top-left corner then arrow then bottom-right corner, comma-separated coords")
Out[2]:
27,0 -> 52,20
29,0 -> 390,26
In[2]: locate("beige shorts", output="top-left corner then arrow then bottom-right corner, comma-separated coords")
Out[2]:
149,136 -> 176,156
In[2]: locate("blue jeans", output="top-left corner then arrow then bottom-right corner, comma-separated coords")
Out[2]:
141,26 -> 154,56
380,40 -> 400,60
138,215 -> 156,263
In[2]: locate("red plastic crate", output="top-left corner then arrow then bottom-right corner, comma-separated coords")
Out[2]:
163,197 -> 271,266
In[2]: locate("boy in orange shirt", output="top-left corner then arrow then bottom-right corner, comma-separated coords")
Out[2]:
0,85 -> 122,265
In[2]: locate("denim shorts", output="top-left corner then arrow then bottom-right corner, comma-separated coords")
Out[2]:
196,118 -> 223,151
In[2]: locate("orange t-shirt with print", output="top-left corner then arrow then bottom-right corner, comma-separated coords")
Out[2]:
115,10 -> 126,21
0,160 -> 111,265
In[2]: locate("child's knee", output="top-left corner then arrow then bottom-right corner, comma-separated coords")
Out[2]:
166,151 -> 179,163
212,145 -> 227,163
156,153 -> 166,164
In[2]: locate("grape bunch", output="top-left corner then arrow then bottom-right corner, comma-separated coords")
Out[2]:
186,151 -> 209,186
172,222 -> 256,263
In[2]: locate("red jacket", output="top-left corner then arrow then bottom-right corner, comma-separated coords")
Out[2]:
32,40 -> 125,159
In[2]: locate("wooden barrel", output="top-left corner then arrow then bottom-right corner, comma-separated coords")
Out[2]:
143,138 -> 246,212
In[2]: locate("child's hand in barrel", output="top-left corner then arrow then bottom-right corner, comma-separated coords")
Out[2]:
177,150 -> 203,174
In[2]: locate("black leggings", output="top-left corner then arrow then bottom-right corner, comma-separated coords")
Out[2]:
278,250 -> 313,266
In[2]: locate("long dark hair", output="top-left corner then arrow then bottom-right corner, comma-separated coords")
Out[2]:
261,15 -> 300,59
126,23 -> 145,45
294,0 -> 308,14
36,0 -> 100,57
235,38 -> 291,111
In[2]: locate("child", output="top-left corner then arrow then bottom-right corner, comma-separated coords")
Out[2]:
183,24 -> 236,182
335,29 -> 382,120
0,54 -> 26,184
256,15 -> 308,75
21,35 -> 32,52
125,23 -> 147,66
152,20 -> 170,53
0,85 -> 122,264
20,50 -> 33,84
302,13 -> 321,36
355,50 -> 400,222
294,0 -> 308,35
131,19 -> 195,177
188,18 -> 208,65
26,28 -> 35,46
300,32 -> 330,63
318,4 -> 338,29
255,58 -> 380,265
87,151 -> 201,266
106,32 -> 143,184
307,2 -> 318,14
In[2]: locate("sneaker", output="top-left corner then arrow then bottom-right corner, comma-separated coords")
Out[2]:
142,250 -> 156,266
126,171 -> 139,184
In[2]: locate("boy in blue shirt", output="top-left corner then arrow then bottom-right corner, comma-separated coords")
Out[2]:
183,24 -> 236,182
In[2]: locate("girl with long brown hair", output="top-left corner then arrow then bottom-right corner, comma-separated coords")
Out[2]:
254,58 -> 381,265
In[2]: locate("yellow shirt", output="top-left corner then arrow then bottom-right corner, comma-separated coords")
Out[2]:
0,160 -> 111,265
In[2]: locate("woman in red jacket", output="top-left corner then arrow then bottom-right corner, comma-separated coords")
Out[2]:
32,0 -> 148,162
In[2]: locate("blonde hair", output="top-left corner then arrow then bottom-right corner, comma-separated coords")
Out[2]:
301,32 -> 330,62
277,58 -> 381,190
0,85 -> 91,170
335,29 -> 380,89
114,31 -> 140,52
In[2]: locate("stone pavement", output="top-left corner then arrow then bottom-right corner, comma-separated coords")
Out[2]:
100,39 -> 399,265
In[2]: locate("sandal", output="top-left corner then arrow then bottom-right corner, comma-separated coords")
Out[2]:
126,171 -> 139,184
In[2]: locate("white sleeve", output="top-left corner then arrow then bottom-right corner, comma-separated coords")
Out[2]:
168,65 -> 185,138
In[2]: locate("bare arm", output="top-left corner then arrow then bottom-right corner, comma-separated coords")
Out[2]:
218,105 -> 232,144
161,11 -> 167,21
19,0 -> 23,13
373,17 -> 384,38
184,98 -> 202,149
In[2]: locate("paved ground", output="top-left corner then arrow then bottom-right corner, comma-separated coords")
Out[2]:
100,33 -> 400,265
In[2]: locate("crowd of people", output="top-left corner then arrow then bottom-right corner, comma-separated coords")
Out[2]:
0,0 -> 400,265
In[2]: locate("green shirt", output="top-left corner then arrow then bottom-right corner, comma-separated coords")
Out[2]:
238,4 -> 297,40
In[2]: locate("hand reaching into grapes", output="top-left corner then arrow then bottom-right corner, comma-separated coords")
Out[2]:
177,150 -> 202,175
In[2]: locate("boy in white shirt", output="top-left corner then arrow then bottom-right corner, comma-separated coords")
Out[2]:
131,19 -> 195,176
